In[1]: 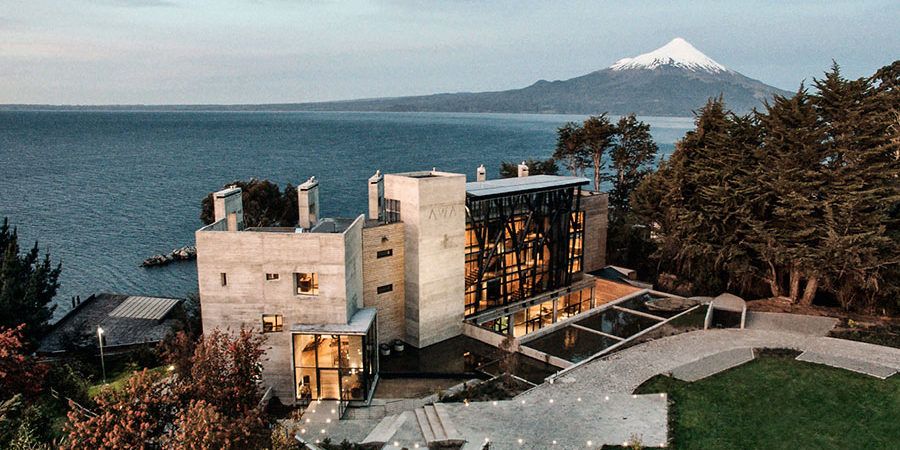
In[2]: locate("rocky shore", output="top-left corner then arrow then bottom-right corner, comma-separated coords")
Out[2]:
142,245 -> 196,267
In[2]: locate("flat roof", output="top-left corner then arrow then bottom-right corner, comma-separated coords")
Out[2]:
291,308 -> 377,335
109,296 -> 181,320
466,175 -> 589,199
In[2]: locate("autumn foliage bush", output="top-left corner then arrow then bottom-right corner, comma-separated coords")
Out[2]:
62,327 -> 270,450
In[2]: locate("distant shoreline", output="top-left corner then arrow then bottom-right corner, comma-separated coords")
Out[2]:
0,107 -> 695,121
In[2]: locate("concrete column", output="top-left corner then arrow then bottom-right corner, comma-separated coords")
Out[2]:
368,170 -> 383,221
298,177 -> 319,229
213,187 -> 243,232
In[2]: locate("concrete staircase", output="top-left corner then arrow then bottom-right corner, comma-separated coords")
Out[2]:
414,403 -> 466,447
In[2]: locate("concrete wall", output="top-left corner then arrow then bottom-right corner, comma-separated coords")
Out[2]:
361,222 -> 405,344
581,191 -> 608,273
384,172 -> 466,348
195,215 -> 364,402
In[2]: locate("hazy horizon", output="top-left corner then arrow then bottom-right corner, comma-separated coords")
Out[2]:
2,0 -> 898,105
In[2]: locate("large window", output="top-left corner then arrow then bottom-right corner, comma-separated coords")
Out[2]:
292,324 -> 378,410
464,187 -> 584,317
294,272 -> 319,295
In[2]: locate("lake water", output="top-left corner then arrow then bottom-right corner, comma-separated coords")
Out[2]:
0,111 -> 691,320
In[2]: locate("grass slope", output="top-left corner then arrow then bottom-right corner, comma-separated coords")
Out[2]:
635,353 -> 900,449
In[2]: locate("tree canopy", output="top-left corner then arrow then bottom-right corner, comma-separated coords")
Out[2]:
630,61 -> 900,312
0,218 -> 60,345
499,158 -> 559,178
200,179 -> 298,228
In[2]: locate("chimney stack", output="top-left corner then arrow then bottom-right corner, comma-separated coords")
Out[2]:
517,161 -> 529,178
298,176 -> 319,229
368,170 -> 383,221
213,187 -> 244,232
476,164 -> 486,182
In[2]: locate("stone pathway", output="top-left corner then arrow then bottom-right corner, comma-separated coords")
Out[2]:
671,347 -> 756,382
796,351 -> 898,379
745,311 -> 838,336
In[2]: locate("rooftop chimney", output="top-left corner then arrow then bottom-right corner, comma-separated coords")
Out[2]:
517,161 -> 529,178
368,170 -> 383,221
298,177 -> 319,229
476,164 -> 486,182
213,187 -> 244,232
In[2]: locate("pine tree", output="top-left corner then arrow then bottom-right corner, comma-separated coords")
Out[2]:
0,219 -> 60,345
813,63 -> 900,309
756,86 -> 828,302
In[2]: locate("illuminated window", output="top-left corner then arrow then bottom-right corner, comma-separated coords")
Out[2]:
262,314 -> 283,333
295,273 -> 319,295
266,273 -> 280,281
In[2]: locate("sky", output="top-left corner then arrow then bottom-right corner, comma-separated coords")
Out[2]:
1,0 -> 898,105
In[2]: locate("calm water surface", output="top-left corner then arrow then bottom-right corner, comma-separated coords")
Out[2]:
0,111 -> 691,320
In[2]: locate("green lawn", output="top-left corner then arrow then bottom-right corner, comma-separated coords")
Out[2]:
87,365 -> 168,398
634,351 -> 900,449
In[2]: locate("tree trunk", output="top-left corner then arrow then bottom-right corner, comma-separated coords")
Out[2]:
766,261 -> 782,298
593,154 -> 602,192
800,276 -> 818,306
788,265 -> 801,302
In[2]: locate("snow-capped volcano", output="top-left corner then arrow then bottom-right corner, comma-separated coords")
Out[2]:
610,38 -> 729,73
293,37 -> 789,116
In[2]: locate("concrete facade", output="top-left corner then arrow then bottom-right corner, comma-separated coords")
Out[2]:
383,171 -> 467,348
196,198 -> 365,401
361,221 -> 405,344
581,191 -> 608,273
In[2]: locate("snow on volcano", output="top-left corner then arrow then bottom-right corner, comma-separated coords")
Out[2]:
610,37 -> 729,73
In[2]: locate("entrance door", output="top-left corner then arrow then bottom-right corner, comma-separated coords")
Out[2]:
317,369 -> 341,400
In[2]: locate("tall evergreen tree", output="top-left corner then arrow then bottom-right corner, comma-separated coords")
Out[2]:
814,63 -> 900,309
756,86 -> 828,302
0,219 -> 60,344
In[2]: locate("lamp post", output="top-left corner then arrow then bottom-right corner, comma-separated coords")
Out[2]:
97,326 -> 106,384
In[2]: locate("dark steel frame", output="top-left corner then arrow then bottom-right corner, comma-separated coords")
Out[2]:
464,186 -> 584,317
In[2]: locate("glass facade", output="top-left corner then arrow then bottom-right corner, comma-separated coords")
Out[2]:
292,323 -> 378,410
465,186 -> 585,317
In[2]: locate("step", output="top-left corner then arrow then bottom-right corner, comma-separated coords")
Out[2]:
361,412 -> 409,445
414,408 -> 436,444
432,403 -> 463,442
797,351 -> 898,379
423,404 -> 447,440
671,348 -> 755,382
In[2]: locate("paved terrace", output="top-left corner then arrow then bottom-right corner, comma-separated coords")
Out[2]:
300,312 -> 900,449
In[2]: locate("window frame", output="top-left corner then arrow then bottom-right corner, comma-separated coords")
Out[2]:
265,273 -> 280,281
262,314 -> 283,333
376,249 -> 393,259
294,272 -> 319,296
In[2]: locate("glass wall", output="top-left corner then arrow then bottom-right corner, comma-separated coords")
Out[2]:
292,325 -> 377,409
465,188 -> 585,318
484,284 -> 594,338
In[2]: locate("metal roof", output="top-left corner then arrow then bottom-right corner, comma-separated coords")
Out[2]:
465,175 -> 589,199
109,295 -> 181,320
291,308 -> 377,335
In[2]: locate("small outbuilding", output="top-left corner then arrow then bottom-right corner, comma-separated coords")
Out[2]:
38,293 -> 184,356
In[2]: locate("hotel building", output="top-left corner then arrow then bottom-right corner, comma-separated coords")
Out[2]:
195,164 -> 608,411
